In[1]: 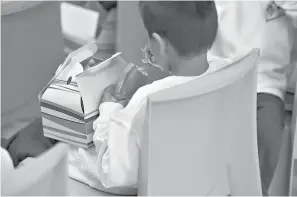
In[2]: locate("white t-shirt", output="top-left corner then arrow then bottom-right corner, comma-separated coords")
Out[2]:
68,60 -> 230,189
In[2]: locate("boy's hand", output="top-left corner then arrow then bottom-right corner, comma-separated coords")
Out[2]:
101,84 -> 130,107
266,1 -> 286,21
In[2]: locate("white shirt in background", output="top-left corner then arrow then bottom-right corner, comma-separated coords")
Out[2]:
208,1 -> 296,100
274,1 -> 297,92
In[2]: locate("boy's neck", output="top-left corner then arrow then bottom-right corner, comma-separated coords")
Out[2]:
172,53 -> 209,77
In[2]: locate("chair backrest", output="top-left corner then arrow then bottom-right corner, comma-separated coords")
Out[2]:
1,143 -> 68,196
138,49 -> 262,196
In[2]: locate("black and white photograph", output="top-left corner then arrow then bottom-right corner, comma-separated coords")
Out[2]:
1,0 -> 297,196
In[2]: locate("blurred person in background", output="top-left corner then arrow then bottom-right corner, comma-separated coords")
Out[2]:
208,1 -> 296,195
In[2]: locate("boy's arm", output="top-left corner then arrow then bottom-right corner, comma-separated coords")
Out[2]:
274,1 -> 297,27
92,83 -> 151,188
92,101 -> 143,188
93,58 -> 169,187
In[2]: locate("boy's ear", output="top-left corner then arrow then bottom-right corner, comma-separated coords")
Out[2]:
152,33 -> 167,55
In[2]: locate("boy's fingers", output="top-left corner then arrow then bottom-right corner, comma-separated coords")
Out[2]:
101,84 -> 116,103
105,84 -> 116,93
118,99 -> 130,107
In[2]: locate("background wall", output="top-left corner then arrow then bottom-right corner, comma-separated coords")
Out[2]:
1,2 -> 64,137
116,1 -> 148,66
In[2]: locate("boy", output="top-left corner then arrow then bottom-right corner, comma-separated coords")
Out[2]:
80,1 -> 223,188
2,0 -> 224,190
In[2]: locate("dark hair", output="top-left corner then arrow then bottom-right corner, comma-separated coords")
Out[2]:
139,1 -> 218,57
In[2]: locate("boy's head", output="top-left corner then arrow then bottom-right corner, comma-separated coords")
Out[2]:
139,1 -> 218,72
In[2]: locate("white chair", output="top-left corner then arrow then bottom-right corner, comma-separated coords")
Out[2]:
138,49 -> 262,196
1,143 -> 68,196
